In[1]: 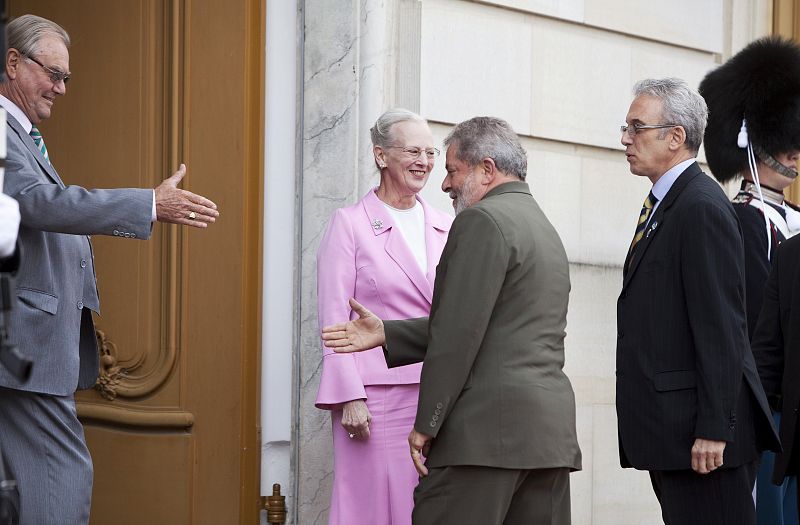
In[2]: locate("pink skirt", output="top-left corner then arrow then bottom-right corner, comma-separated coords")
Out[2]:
329,384 -> 420,525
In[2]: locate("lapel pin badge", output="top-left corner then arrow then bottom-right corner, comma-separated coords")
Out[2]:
372,219 -> 384,230
646,221 -> 658,238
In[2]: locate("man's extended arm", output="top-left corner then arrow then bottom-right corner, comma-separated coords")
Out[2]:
4,133 -> 217,237
320,298 -> 429,367
383,317 -> 429,367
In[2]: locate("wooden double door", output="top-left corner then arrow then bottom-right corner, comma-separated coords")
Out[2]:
7,1 -> 264,523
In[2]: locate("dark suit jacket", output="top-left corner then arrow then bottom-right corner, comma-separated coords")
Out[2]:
0,113 -> 152,395
752,234 -> 800,483
383,181 -> 582,471
616,162 -> 779,471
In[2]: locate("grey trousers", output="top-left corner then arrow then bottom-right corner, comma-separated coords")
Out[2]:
412,465 -> 571,525
0,387 -> 93,525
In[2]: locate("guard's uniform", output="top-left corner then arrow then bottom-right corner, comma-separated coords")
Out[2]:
733,180 -> 800,524
732,180 -> 800,343
700,35 -> 800,525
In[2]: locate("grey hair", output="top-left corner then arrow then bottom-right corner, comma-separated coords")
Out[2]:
370,108 -> 426,148
633,78 -> 707,154
443,117 -> 527,180
7,14 -> 70,58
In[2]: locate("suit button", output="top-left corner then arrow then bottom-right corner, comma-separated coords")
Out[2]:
131,233 -> 136,238
77,301 -> 84,310
429,421 -> 436,428
434,409 -> 441,415
80,259 -> 87,268
436,402 -> 443,409
432,415 -> 439,421
113,229 -> 119,236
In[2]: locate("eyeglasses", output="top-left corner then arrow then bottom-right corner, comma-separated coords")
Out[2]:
620,123 -> 678,136
24,54 -> 71,84
389,146 -> 440,159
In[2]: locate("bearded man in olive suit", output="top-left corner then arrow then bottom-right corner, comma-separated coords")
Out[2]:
322,116 -> 581,525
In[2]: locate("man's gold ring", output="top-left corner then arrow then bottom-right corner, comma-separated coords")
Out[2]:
188,211 -> 197,220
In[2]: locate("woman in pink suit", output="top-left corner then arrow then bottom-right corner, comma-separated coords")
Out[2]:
316,109 -> 452,525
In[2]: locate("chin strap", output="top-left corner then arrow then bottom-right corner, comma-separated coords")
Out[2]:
753,144 -> 799,180
739,119 -> 773,260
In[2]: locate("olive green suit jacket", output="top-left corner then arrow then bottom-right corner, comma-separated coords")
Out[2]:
384,181 -> 582,471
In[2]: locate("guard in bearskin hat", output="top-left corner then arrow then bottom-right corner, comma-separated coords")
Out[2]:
700,36 -> 800,524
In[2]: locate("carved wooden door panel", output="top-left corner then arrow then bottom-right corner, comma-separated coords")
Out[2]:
7,1 -> 264,523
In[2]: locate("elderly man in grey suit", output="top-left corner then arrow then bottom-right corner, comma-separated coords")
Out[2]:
0,14 -> 219,525
322,116 -> 581,525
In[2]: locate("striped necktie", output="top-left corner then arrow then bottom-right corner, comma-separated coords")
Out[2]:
628,191 -> 658,260
30,125 -> 50,164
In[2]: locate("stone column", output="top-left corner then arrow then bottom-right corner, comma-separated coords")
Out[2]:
295,1 -> 421,523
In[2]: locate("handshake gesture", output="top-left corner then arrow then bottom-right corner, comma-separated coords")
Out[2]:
323,298 -> 434,476
321,299 -> 385,353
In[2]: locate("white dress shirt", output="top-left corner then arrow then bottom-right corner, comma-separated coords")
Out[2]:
650,158 -> 697,220
384,201 -> 428,274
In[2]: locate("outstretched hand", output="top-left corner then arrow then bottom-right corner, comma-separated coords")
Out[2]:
155,164 -> 219,228
321,298 -> 385,352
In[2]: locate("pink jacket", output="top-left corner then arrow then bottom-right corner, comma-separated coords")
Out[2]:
315,188 -> 452,409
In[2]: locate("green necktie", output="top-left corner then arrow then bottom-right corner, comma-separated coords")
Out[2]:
628,192 -> 658,261
30,125 -> 50,164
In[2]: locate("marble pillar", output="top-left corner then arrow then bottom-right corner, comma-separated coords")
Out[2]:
296,1 -> 421,523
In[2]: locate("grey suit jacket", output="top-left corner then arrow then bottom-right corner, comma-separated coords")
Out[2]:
383,181 -> 582,471
0,113 -> 153,395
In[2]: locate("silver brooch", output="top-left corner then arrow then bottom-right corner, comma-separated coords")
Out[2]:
372,219 -> 384,230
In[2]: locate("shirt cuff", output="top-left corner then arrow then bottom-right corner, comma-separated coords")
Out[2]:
151,190 -> 157,222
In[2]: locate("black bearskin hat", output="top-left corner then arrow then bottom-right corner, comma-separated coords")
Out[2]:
699,36 -> 800,182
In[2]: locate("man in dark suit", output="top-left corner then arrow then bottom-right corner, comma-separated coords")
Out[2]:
616,77 -> 779,525
0,14 -> 219,525
322,116 -> 581,525
752,234 -> 800,502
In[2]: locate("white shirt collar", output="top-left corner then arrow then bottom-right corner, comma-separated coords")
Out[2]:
0,95 -> 33,133
652,158 -> 696,202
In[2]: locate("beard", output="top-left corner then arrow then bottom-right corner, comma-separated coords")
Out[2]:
452,172 -> 482,215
